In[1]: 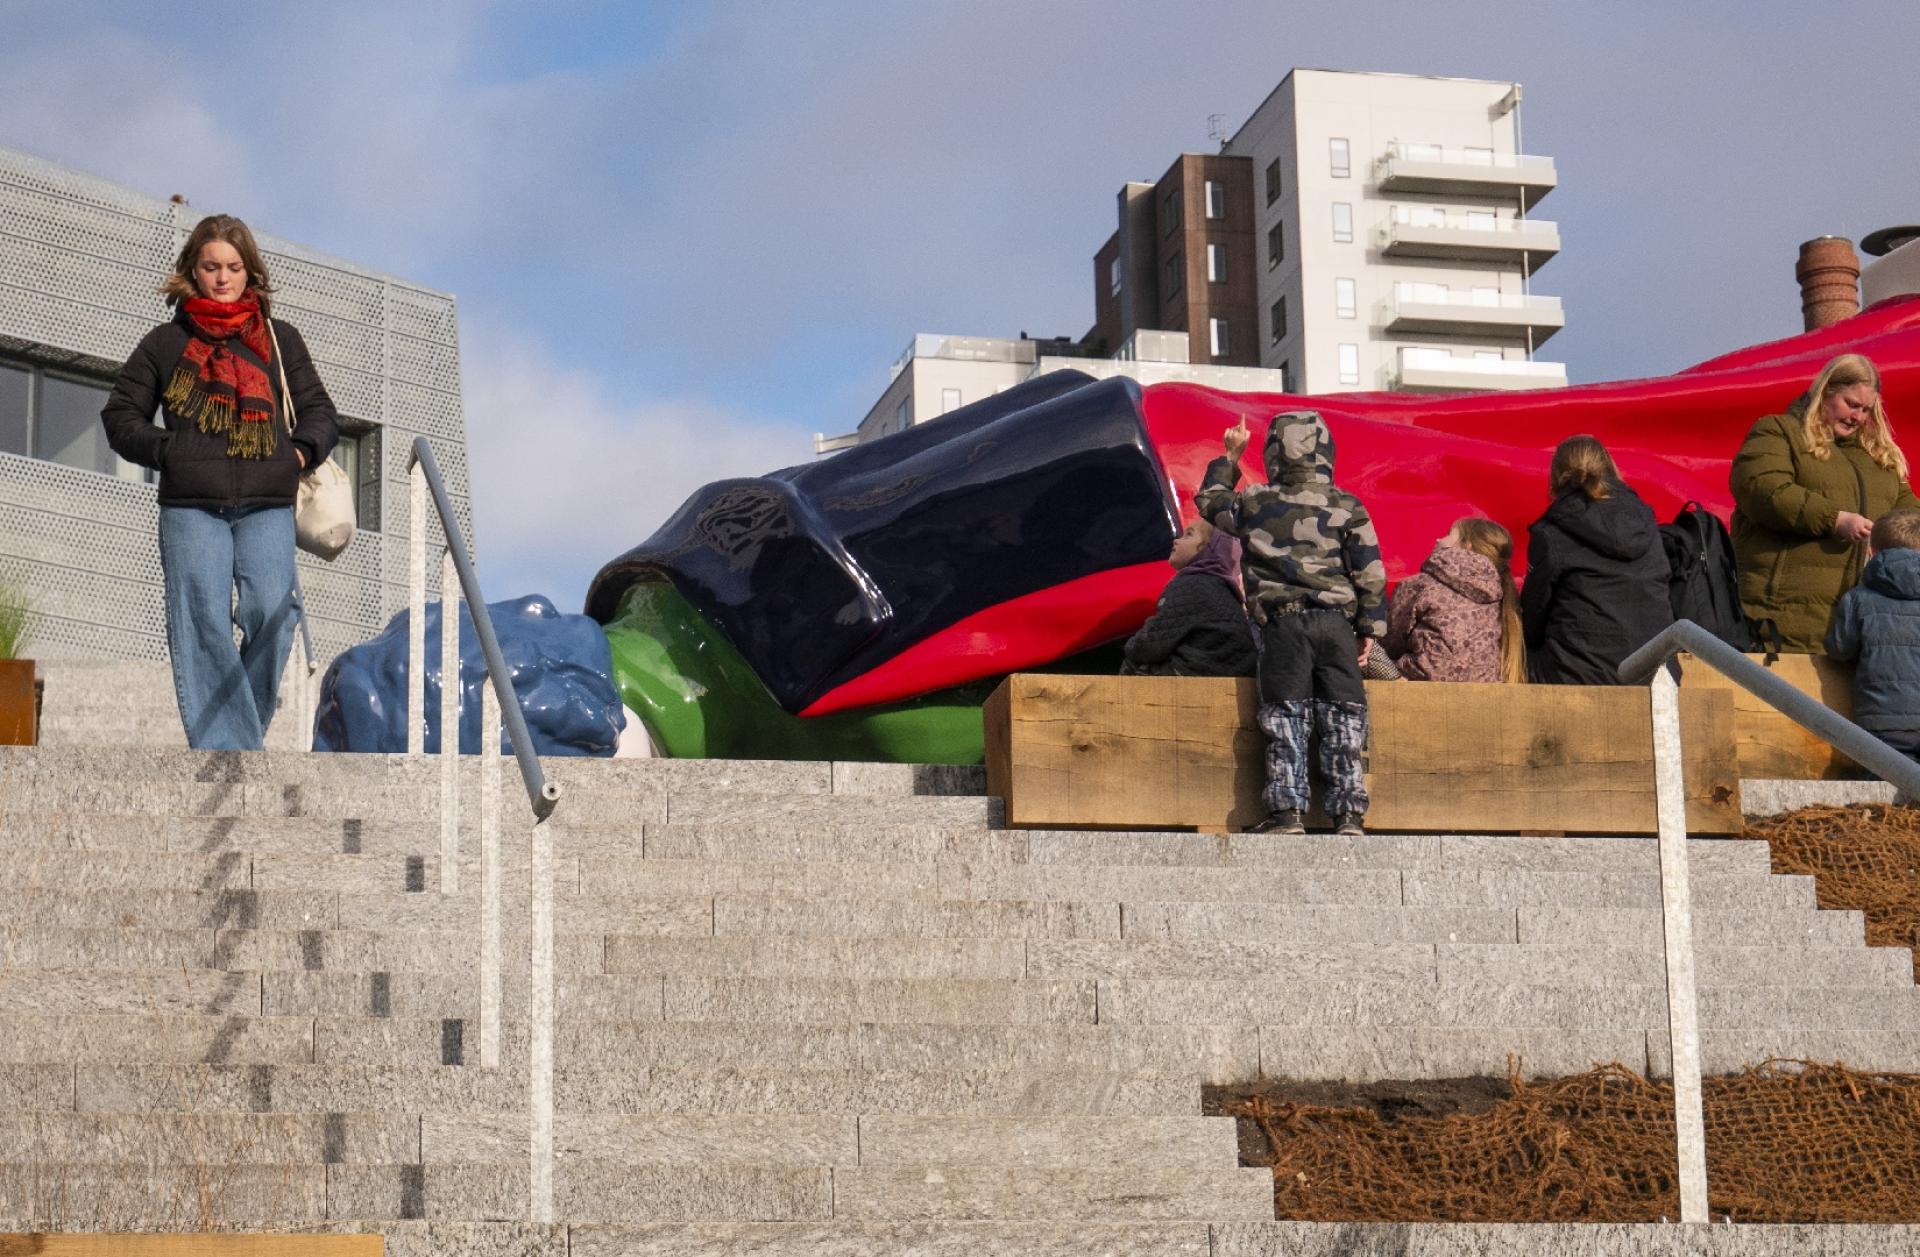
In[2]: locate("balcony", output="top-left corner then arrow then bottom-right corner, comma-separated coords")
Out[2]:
1377,291 -> 1565,343
890,334 -> 1036,380
1390,352 -> 1568,394
1374,142 -> 1557,209
1376,215 -> 1560,274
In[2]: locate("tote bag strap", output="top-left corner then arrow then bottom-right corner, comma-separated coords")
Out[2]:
267,320 -> 297,436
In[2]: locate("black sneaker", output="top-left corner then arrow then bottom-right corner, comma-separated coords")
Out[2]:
1332,813 -> 1366,837
1247,809 -> 1306,835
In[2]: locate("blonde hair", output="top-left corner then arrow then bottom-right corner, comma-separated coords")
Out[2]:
1549,434 -> 1620,502
160,214 -> 275,314
1801,353 -> 1907,480
1452,517 -> 1526,684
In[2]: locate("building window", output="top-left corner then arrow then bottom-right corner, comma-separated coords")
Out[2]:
941,387 -> 962,414
1205,180 -> 1226,220
1267,222 -> 1284,269
1338,343 -> 1360,386
1209,318 -> 1230,358
0,362 -> 28,457
895,396 -> 911,432
328,424 -> 385,530
1278,360 -> 1292,393
1269,297 -> 1287,345
0,358 -> 147,482
1207,243 -> 1227,283
1265,159 -> 1282,205
1329,137 -> 1351,179
1335,277 -> 1357,319
1164,252 -> 1183,299
1162,186 -> 1181,236
1109,257 -> 1122,296
1332,202 -> 1353,243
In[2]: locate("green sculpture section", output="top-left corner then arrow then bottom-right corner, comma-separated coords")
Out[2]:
602,581 -> 992,763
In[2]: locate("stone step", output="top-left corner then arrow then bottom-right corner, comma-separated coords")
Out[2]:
568,1221 -> 1213,1257
831,1166 -> 1274,1222
0,1111 -> 419,1163
0,1162 -> 328,1227
71,1063 -> 1202,1117
0,1014 -> 316,1065
1095,978 -> 1920,1031
420,1114 -> 1236,1170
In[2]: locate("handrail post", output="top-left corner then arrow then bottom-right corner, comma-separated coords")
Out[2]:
439,549 -> 460,896
529,809 -> 556,1224
479,680 -> 502,1070
1649,667 -> 1709,1222
407,462 -> 426,758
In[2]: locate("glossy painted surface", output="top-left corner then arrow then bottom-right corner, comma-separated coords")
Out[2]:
602,581 -> 988,762
586,371 -> 1179,714
314,594 -> 624,756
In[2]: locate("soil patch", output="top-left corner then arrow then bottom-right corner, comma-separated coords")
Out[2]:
1741,803 -> 1920,981
1210,1060 -> 1920,1223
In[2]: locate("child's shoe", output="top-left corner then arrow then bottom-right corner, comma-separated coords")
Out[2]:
1332,813 -> 1366,837
1247,809 -> 1306,835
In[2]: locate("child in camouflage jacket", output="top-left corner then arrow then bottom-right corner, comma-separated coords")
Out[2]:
1194,410 -> 1388,835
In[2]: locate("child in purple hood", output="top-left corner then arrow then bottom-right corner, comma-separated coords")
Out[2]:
1121,518 -> 1258,678
1385,517 -> 1526,683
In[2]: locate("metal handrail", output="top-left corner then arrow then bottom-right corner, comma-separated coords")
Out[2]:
405,437 -> 559,818
1618,619 -> 1920,797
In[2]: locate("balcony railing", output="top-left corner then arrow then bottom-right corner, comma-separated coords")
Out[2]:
1377,216 -> 1561,274
890,334 -> 1037,379
1374,143 -> 1558,207
1377,292 -> 1566,343
1390,354 -> 1568,392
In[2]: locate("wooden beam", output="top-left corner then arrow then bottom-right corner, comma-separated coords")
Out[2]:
985,674 -> 1743,834
1677,652 -> 1859,779
0,1238 -> 380,1257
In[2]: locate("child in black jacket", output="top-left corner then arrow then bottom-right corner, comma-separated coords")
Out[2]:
1121,519 -> 1257,678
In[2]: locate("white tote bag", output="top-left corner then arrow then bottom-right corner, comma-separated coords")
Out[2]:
270,322 -> 356,560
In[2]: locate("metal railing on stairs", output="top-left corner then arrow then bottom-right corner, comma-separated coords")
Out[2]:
1617,620 -> 1920,1224
405,435 -> 562,1223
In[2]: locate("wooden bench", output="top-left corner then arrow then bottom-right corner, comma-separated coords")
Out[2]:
984,674 -> 1742,834
1676,652 -> 1861,779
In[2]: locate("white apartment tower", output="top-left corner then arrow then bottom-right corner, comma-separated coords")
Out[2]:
1224,69 -> 1567,393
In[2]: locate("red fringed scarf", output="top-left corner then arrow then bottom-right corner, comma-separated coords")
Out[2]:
165,294 -> 279,459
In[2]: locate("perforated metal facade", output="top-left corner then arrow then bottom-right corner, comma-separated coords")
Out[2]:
0,145 -> 472,667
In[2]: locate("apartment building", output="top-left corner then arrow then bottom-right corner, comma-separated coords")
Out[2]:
1222,69 -> 1565,393
0,145 -> 474,664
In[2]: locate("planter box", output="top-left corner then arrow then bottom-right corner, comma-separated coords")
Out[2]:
0,657 -> 34,745
984,673 -> 1742,834
1677,652 -> 1860,779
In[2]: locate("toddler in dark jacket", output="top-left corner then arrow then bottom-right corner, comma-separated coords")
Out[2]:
1195,410 -> 1387,836
1825,508 -> 1920,758
1121,519 -> 1257,678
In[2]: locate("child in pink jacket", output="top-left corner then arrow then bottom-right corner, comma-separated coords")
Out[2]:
1384,518 -> 1525,683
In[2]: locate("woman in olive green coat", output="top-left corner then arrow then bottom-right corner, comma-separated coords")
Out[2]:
1731,353 -> 1917,651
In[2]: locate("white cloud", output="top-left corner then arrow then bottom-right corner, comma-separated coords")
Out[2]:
457,319 -> 811,612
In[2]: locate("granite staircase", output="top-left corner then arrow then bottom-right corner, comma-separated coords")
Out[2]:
1,743 -> 1917,1255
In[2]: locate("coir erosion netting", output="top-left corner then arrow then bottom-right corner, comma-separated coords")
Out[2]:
1220,1060 -> 1920,1223
1741,803 -> 1920,981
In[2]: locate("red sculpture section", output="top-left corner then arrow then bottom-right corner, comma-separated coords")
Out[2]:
802,296 -> 1920,716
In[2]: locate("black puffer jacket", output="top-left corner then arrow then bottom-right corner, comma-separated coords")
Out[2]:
100,310 -> 339,509
1120,570 -> 1257,678
1521,483 -> 1673,685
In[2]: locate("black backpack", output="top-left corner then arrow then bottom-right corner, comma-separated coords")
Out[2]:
1658,501 -> 1777,656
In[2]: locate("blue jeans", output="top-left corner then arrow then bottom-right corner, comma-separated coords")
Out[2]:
159,505 -> 298,750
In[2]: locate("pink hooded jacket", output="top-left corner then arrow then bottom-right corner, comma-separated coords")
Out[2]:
1384,545 -> 1505,682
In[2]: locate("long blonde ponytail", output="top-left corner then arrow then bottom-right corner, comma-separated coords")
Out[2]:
1453,517 -> 1526,684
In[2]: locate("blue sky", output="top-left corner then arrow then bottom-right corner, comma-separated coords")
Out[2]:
3,0 -> 1915,606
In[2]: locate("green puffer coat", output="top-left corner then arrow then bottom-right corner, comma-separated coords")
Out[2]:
1729,400 -> 1919,652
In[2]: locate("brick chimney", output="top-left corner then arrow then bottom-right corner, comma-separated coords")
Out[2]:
1796,236 -> 1861,330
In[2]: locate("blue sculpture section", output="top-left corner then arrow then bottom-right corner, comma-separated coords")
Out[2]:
314,594 -> 625,757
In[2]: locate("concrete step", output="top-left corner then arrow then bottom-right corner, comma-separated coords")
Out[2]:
0,1162 -> 328,1227
830,1166 -> 1274,1222
568,1221 -> 1214,1257
0,1014 -> 316,1064
1095,977 -> 1920,1031
71,1063 -> 1201,1117
0,1111 -> 419,1162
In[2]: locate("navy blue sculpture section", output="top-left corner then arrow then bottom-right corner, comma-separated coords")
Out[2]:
314,594 -> 625,756
584,370 -> 1179,714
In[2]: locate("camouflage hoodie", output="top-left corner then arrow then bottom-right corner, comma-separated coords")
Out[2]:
1192,411 -> 1388,637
